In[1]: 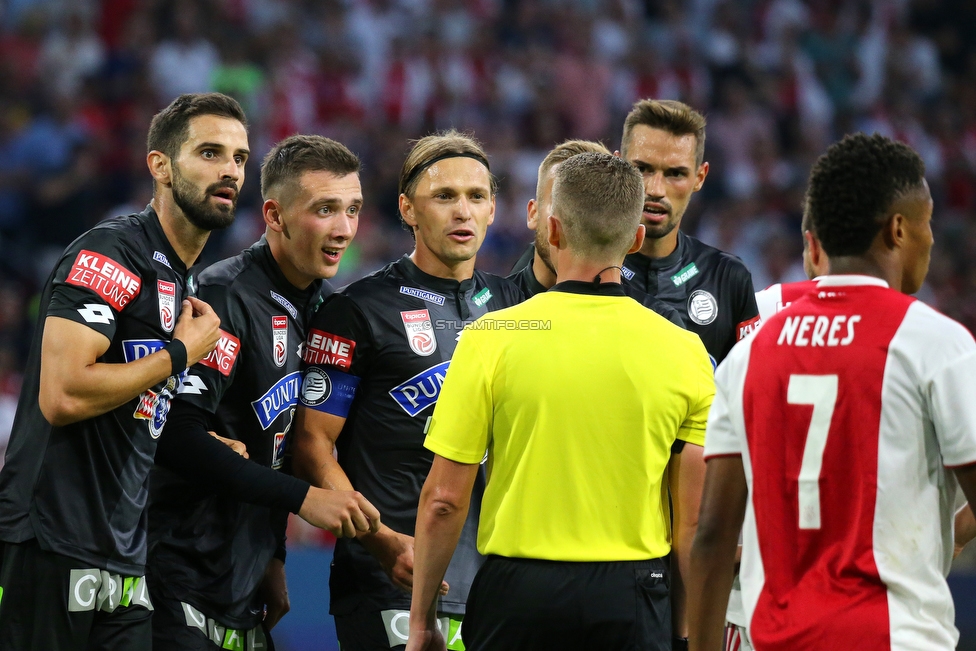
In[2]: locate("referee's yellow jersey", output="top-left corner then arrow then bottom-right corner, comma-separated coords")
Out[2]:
424,281 -> 715,562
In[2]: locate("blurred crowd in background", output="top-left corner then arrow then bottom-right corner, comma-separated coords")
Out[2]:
1,0 -> 975,474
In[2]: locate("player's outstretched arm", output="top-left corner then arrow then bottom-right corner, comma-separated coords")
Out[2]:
669,442 -> 706,639
39,298 -> 219,426
407,455 -> 479,651
293,405 -> 448,594
688,456 -> 748,651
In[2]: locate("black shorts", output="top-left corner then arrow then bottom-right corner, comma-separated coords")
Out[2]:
149,586 -> 275,651
0,539 -> 153,651
333,607 -> 466,651
463,555 -> 671,651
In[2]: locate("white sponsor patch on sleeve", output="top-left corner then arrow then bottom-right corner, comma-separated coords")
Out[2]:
77,304 -> 115,325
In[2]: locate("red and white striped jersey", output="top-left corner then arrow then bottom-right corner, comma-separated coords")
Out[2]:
705,275 -> 976,650
755,279 -> 819,322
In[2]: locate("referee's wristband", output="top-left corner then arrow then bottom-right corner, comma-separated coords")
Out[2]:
165,339 -> 187,377
672,637 -> 689,651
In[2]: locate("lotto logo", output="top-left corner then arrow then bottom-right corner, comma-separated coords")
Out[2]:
77,304 -> 114,325
66,250 -> 141,311
199,330 -> 241,376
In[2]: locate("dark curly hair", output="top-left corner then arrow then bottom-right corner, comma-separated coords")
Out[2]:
806,133 -> 925,257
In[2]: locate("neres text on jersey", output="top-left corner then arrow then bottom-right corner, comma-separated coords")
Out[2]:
777,314 -> 861,347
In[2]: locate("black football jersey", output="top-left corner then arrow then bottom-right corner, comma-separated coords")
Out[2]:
0,206 -> 187,575
623,231 -> 760,366
507,243 -> 685,326
299,255 -> 523,616
147,238 -> 324,629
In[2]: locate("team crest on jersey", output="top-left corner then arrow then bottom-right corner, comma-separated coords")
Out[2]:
401,309 -> 437,356
272,316 -> 288,367
688,290 -> 718,326
157,280 -> 176,333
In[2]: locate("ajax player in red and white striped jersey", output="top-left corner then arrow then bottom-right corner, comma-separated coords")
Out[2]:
689,133 -> 976,651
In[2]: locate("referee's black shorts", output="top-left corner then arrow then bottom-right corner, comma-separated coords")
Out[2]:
463,555 -> 670,651
0,539 -> 153,651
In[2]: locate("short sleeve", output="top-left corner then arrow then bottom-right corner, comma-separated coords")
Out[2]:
424,326 -> 493,464
47,239 -> 145,342
703,346 -> 748,459
676,336 -> 715,447
176,282 -> 246,413
298,293 -> 372,418
732,263 -> 761,343
928,348 -> 976,468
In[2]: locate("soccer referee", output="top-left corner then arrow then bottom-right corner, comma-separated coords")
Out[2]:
406,152 -> 715,651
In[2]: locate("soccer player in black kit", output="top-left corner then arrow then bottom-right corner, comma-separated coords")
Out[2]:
618,99 -> 761,649
147,135 -> 380,651
293,131 -> 523,650
0,93 -> 240,650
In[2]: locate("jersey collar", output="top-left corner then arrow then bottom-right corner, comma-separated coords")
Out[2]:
252,236 -> 326,306
142,204 -> 188,276
397,255 -> 477,295
625,230 -> 686,272
550,280 -> 627,297
815,275 -> 889,289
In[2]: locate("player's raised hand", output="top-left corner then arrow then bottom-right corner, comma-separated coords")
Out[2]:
298,487 -> 381,538
173,297 -> 221,365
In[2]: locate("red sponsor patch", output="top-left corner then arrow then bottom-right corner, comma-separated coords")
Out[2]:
66,249 -> 142,312
737,316 -> 762,341
199,329 -> 242,376
304,329 -> 355,370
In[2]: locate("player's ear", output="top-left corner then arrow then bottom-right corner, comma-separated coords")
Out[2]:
628,224 -> 645,254
263,199 -> 284,232
147,150 -> 171,187
694,161 -> 709,191
547,215 -> 563,249
399,193 -> 417,228
526,199 -> 537,229
882,212 -> 905,250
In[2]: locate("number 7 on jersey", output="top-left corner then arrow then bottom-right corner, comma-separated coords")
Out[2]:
788,374 -> 839,530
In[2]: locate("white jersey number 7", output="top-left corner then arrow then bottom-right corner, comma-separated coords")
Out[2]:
788,374 -> 839,530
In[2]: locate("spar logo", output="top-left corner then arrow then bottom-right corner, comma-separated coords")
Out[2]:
303,329 -> 355,369
251,371 -> 301,430
389,361 -> 450,417
157,280 -> 176,333
401,309 -> 437,357
199,330 -> 241,377
66,250 -> 141,312
272,316 -> 288,368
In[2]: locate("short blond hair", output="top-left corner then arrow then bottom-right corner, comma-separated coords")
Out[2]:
551,152 -> 644,261
536,139 -> 610,202
621,99 -> 707,166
